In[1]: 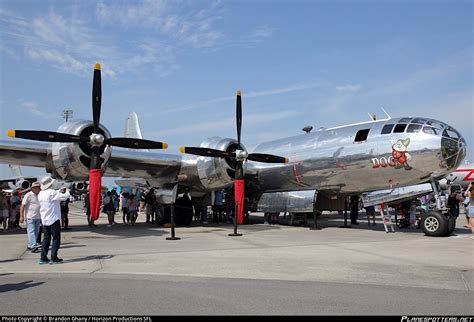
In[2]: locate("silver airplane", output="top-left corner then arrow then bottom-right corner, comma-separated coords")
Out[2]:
0,65 -> 467,237
0,164 -> 37,190
439,161 -> 473,190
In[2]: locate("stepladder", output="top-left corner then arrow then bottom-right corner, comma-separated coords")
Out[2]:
379,203 -> 395,233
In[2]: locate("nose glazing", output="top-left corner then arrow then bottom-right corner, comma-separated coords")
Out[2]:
440,126 -> 466,169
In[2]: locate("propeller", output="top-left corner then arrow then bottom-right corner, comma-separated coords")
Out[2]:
179,91 -> 288,225
7,63 -> 168,221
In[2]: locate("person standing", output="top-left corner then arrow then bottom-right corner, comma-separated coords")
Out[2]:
213,190 -> 224,223
60,187 -> 71,230
0,189 -> 9,232
9,190 -> 21,230
103,191 -> 115,227
20,182 -> 42,252
37,176 -> 70,264
85,190 -> 97,227
465,182 -> 474,234
145,188 -> 156,223
350,195 -> 360,225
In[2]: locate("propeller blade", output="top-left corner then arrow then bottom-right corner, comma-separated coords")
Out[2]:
179,146 -> 232,158
236,90 -> 242,148
7,130 -> 86,143
247,153 -> 289,164
104,138 -> 168,149
92,63 -> 102,133
88,169 -> 102,221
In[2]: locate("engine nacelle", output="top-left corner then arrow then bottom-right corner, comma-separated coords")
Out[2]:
73,181 -> 88,191
47,120 -> 112,181
195,136 -> 244,190
7,179 -> 31,190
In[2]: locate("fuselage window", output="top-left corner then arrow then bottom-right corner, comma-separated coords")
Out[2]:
381,124 -> 394,134
426,120 -> 444,132
398,118 -> 412,123
411,118 -> 428,124
422,126 -> 438,135
393,124 -> 407,133
407,124 -> 422,133
354,129 -> 370,142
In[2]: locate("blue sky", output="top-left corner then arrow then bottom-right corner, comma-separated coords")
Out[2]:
0,0 -> 472,183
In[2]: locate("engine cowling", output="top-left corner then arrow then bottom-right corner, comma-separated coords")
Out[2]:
194,136 -> 245,190
46,120 -> 112,181
72,181 -> 88,191
7,179 -> 31,190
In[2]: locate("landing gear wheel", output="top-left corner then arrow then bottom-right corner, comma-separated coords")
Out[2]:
420,211 -> 448,237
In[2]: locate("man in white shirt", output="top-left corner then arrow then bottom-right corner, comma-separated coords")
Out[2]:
38,176 -> 70,264
20,182 -> 42,252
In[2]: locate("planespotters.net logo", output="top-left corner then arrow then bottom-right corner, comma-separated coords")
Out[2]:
401,317 -> 473,322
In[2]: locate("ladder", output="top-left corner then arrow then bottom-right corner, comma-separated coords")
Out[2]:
379,203 -> 396,233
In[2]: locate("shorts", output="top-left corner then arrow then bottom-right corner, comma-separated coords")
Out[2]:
2,209 -> 8,218
467,205 -> 474,218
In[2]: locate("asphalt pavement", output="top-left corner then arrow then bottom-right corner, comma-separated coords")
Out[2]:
0,201 -> 473,315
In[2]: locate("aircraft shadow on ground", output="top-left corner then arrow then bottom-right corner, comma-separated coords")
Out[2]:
66,222 -> 167,239
0,280 -> 44,293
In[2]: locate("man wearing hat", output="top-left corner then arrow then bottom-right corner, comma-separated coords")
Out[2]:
20,182 -> 42,252
37,176 -> 70,264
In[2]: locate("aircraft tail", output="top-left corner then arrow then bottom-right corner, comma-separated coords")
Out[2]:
9,164 -> 23,178
124,112 -> 144,139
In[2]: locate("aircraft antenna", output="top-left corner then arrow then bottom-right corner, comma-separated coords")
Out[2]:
381,108 -> 391,119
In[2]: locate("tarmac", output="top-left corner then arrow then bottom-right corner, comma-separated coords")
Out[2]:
0,201 -> 473,315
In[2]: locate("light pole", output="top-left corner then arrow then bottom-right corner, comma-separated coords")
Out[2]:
62,109 -> 73,122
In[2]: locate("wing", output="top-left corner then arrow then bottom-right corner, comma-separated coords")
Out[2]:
105,148 -> 182,185
0,139 -> 182,185
0,140 -> 49,167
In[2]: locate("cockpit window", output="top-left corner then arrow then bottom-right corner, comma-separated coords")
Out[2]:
426,120 -> 444,131
393,124 -> 407,133
381,124 -> 394,134
442,127 -> 460,139
422,126 -> 438,135
407,124 -> 422,133
398,118 -> 412,123
411,118 -> 428,124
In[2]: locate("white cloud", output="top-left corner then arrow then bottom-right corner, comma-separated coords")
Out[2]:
20,101 -> 45,117
157,81 -> 323,115
336,84 -> 361,92
95,0 -> 168,28
151,110 -> 300,136
366,48 -> 472,97
250,25 -> 275,41
95,0 -> 223,48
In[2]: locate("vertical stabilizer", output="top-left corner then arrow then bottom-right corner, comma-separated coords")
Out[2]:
124,112 -> 144,139
9,164 -> 22,178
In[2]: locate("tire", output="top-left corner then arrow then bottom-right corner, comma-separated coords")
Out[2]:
446,215 -> 456,236
396,218 -> 409,228
420,211 -> 449,237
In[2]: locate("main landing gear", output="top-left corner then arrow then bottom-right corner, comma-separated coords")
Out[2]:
420,179 -> 456,237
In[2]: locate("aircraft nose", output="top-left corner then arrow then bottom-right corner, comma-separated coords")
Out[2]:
440,125 -> 466,170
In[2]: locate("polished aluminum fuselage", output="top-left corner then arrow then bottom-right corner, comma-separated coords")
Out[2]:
247,117 -> 465,194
